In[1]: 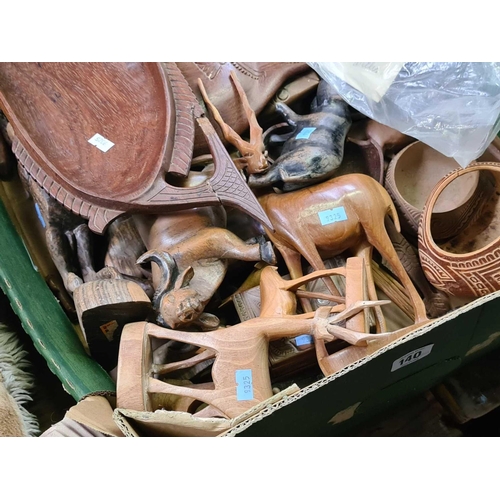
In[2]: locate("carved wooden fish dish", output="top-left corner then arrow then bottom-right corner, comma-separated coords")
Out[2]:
0,62 -> 271,234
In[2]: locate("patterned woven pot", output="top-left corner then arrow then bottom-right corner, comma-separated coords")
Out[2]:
418,163 -> 500,298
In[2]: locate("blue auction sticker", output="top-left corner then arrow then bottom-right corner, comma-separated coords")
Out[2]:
235,369 -> 254,401
295,127 -> 316,139
318,206 -> 348,226
295,334 -> 312,346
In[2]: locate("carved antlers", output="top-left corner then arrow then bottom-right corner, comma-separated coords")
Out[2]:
198,71 -> 269,175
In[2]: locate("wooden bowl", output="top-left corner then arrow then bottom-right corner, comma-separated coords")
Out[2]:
385,141 -> 485,240
418,162 -> 500,298
347,119 -> 416,185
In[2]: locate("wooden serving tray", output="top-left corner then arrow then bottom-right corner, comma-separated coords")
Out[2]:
0,62 -> 271,234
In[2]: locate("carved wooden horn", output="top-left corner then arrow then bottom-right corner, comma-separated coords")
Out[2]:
136,250 -> 179,311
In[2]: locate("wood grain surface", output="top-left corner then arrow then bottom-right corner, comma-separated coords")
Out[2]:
0,62 -> 273,233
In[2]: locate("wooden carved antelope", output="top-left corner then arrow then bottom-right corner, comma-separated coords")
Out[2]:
200,78 -> 428,328
116,260 -> 388,418
150,261 -> 354,374
258,174 -> 428,328
198,71 -> 269,175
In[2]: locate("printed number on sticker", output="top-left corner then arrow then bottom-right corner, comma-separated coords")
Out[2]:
88,133 -> 115,153
242,375 -> 252,394
318,206 -> 348,226
235,369 -> 254,401
391,344 -> 433,372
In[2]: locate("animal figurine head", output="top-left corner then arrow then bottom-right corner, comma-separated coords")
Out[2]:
137,250 -> 217,330
310,79 -> 349,114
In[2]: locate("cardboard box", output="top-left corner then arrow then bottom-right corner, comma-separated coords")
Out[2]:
3,173 -> 500,436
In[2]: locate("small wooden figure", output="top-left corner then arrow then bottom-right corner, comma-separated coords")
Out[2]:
198,71 -> 269,175
133,176 -> 276,330
198,75 -> 351,192
117,312 -> 318,417
308,257 -> 433,377
177,62 -> 311,157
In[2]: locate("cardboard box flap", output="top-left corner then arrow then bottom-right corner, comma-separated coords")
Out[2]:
114,408 -> 233,437
66,394 -> 124,437
114,384 -> 301,437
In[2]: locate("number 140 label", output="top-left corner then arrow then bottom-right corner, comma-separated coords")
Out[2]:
391,344 -> 434,372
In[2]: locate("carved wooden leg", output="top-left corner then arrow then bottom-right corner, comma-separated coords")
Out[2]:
153,348 -> 216,377
73,223 -> 98,283
345,257 -> 370,333
273,239 -> 343,312
116,321 -> 152,411
147,378 -> 234,418
365,225 -> 427,324
45,225 -> 82,294
352,242 -> 387,332
212,229 -> 276,264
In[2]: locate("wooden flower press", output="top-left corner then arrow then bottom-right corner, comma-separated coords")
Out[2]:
0,62 -> 272,234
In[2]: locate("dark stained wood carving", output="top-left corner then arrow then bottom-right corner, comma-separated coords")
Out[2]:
249,79 -> 352,192
0,62 -> 272,234
0,125 -> 15,180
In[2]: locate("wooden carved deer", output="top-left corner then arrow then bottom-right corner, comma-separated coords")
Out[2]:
258,174 -> 428,329
200,77 -> 428,329
116,258 -> 388,418
198,71 -> 269,175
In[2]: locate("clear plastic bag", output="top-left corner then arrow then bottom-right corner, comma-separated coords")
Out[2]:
308,62 -> 500,167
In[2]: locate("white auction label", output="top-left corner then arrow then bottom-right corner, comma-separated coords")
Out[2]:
88,133 -> 115,152
391,344 -> 434,372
